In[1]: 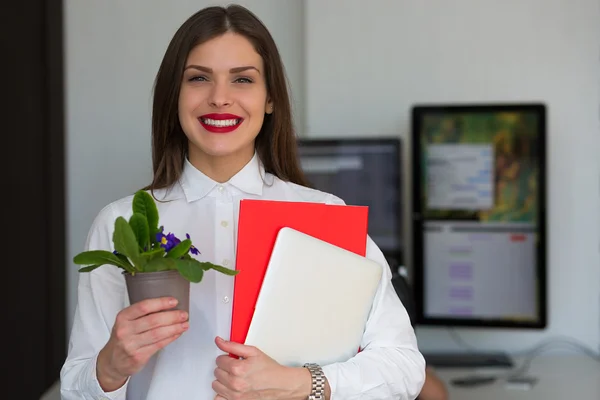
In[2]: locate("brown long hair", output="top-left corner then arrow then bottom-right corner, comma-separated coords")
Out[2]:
144,4 -> 309,191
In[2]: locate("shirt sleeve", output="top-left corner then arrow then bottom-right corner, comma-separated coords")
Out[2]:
322,197 -> 426,400
60,203 -> 131,400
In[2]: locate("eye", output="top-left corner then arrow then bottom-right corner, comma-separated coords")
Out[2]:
188,75 -> 208,82
234,77 -> 253,84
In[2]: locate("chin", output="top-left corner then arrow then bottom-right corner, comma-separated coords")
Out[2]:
191,139 -> 255,160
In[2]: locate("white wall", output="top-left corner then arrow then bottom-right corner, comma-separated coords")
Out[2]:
65,0 -> 600,356
64,0 -> 305,331
305,0 -> 600,354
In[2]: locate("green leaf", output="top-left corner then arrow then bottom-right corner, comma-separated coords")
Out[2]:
199,262 -> 239,276
78,264 -> 102,273
174,259 -> 205,283
113,217 -> 142,270
129,213 -> 150,250
114,252 -> 135,272
140,247 -> 166,262
166,239 -> 192,259
145,257 -> 176,272
73,250 -> 132,272
132,190 -> 159,244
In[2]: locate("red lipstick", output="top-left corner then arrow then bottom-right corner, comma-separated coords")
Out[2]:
199,113 -> 244,134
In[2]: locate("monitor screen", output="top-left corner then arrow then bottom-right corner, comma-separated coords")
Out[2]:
411,103 -> 547,329
297,138 -> 403,264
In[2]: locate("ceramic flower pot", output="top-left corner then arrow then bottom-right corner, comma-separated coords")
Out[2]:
124,269 -> 190,313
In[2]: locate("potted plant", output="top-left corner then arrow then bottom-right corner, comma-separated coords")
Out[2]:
73,190 -> 238,313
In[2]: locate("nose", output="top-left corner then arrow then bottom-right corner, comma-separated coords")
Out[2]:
208,81 -> 232,108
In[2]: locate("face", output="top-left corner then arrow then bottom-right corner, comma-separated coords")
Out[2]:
178,32 -> 272,167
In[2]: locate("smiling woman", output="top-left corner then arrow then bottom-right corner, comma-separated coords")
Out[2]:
148,5 -> 307,190
177,33 -> 272,179
60,4 -> 426,400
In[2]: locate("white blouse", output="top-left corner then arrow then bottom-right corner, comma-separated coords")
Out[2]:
60,153 -> 426,400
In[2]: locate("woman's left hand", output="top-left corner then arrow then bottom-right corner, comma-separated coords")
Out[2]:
212,336 -> 309,400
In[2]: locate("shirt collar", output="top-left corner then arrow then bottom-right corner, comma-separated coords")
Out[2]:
180,152 -> 265,202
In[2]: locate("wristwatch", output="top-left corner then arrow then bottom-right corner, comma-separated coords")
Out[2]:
303,363 -> 326,400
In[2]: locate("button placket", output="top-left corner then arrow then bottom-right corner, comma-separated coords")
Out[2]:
213,190 -> 236,336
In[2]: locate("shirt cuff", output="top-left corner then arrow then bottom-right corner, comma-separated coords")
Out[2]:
321,364 -> 338,400
87,353 -> 129,400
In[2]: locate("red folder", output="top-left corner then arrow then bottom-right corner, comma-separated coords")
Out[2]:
230,199 -> 369,345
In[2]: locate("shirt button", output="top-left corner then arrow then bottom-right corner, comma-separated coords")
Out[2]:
221,220 -> 228,227
218,186 -> 224,192
223,259 -> 230,266
223,296 -> 230,303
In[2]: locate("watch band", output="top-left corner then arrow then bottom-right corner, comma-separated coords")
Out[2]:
303,363 -> 326,400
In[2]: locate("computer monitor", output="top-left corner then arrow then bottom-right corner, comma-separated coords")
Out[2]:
411,103 -> 547,330
297,137 -> 404,268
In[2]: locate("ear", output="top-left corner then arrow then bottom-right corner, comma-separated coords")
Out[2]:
265,98 -> 274,115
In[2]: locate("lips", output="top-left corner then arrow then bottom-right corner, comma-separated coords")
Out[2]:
199,113 -> 244,134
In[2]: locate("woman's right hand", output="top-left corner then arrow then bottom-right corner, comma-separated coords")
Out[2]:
96,297 -> 189,391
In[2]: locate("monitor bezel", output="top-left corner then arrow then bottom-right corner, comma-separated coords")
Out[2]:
410,103 -> 548,329
297,136 -> 404,262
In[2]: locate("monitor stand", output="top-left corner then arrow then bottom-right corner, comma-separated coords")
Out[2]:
422,351 -> 514,368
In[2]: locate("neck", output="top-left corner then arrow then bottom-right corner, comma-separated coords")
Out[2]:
188,147 -> 254,183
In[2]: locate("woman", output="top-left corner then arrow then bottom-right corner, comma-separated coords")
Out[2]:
393,271 -> 449,400
60,5 -> 426,400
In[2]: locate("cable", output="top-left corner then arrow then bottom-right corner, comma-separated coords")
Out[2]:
445,329 -> 600,381
446,327 -> 479,353
511,334 -> 600,358
507,336 -> 600,379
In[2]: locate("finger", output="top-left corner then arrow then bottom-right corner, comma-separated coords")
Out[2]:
215,336 -> 259,359
214,367 -> 231,385
137,331 -> 183,359
215,354 -> 240,374
136,322 -> 189,347
212,379 -> 233,399
133,309 -> 188,334
121,297 -> 178,320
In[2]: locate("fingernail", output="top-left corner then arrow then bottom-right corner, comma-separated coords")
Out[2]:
181,322 -> 189,330
169,298 -> 178,306
180,312 -> 188,321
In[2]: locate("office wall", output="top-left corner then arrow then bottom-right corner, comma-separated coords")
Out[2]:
305,0 -> 600,353
64,0 -> 305,330
65,0 -> 600,356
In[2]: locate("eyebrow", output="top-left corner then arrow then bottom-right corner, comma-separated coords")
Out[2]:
184,65 -> 260,74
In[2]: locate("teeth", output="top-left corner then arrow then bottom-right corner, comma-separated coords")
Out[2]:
201,118 -> 240,127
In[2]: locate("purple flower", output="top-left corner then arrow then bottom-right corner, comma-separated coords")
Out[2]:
155,228 -> 201,256
155,226 -> 165,243
156,227 -> 182,252
186,233 -> 201,255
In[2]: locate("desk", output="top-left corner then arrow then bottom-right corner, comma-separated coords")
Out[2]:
435,355 -> 599,399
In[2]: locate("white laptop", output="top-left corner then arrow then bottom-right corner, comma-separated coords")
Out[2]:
244,227 -> 383,367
